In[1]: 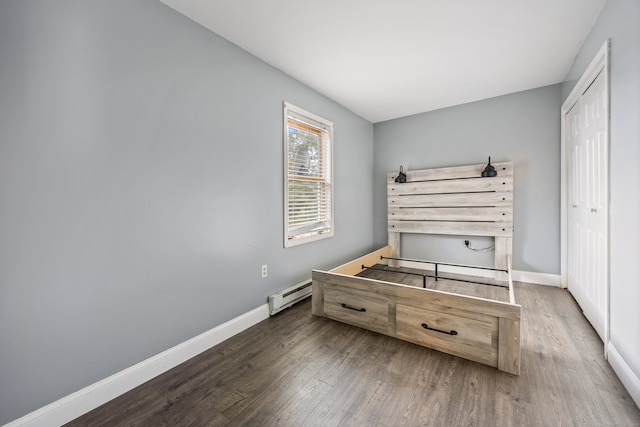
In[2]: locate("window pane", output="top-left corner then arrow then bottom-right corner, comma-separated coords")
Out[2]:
288,126 -> 320,178
288,179 -> 330,228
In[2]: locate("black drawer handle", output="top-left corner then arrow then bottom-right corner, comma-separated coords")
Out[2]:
341,303 -> 366,312
422,323 -> 458,336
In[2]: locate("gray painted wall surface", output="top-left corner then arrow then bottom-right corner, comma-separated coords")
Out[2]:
373,85 -> 563,274
0,1 -> 374,423
562,0 -> 640,387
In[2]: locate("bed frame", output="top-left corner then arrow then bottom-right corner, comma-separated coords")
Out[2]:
311,162 -> 521,375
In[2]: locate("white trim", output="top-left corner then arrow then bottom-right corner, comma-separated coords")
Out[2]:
5,304 -> 270,427
607,342 -> 640,409
511,270 -> 561,287
560,39 -> 610,354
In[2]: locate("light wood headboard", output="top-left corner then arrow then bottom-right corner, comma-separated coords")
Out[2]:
387,162 -> 513,271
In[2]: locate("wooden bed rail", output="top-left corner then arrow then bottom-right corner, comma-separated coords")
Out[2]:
329,246 -> 392,275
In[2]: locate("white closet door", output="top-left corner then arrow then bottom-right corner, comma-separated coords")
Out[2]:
567,69 -> 608,341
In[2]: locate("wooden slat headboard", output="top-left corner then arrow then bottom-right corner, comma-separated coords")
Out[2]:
387,162 -> 513,271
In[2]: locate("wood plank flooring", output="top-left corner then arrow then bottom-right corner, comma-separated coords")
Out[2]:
66,282 -> 640,426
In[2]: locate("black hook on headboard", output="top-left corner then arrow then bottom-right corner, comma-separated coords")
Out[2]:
481,156 -> 498,177
395,165 -> 407,183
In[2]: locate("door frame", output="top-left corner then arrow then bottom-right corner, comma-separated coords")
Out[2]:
560,39 -> 610,353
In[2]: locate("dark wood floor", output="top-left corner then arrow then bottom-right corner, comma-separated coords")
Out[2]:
67,282 -> 640,426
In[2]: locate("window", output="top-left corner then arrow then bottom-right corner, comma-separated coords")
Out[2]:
284,102 -> 333,247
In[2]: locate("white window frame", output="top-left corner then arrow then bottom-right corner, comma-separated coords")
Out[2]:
283,102 -> 334,248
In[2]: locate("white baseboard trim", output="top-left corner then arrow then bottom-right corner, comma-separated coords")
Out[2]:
607,342 -> 640,409
395,260 -> 561,287
512,270 -> 562,287
5,304 -> 270,427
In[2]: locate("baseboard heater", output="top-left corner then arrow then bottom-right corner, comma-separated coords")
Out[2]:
268,278 -> 312,315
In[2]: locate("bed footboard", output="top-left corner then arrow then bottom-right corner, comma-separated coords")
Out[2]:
312,263 -> 521,375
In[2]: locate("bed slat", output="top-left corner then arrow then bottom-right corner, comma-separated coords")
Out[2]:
388,191 -> 513,208
389,207 -> 512,222
389,176 -> 513,196
389,220 -> 513,236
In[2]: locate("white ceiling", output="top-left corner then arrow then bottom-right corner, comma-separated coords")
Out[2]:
159,0 -> 606,123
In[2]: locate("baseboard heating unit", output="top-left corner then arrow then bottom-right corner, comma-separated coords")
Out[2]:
268,279 -> 312,315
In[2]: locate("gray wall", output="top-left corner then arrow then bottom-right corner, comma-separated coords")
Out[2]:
373,84 -> 563,273
563,0 -> 640,390
0,1 -> 374,423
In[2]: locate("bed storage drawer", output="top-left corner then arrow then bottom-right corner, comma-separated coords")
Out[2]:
395,303 -> 499,367
323,287 -> 389,333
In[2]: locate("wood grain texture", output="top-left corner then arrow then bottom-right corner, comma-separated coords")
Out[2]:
311,277 -> 324,316
323,286 -> 390,334
388,232 -> 400,268
498,317 -> 521,374
328,245 -> 392,276
313,270 -> 521,321
396,303 -> 499,367
312,264 -> 521,375
495,237 -> 513,282
386,162 -> 514,272
388,219 -> 514,236
388,206 -> 513,222
388,191 -> 513,208
388,176 -> 513,196
65,282 -> 640,427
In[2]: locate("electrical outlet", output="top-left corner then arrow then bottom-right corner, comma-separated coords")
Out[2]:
261,264 -> 268,278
